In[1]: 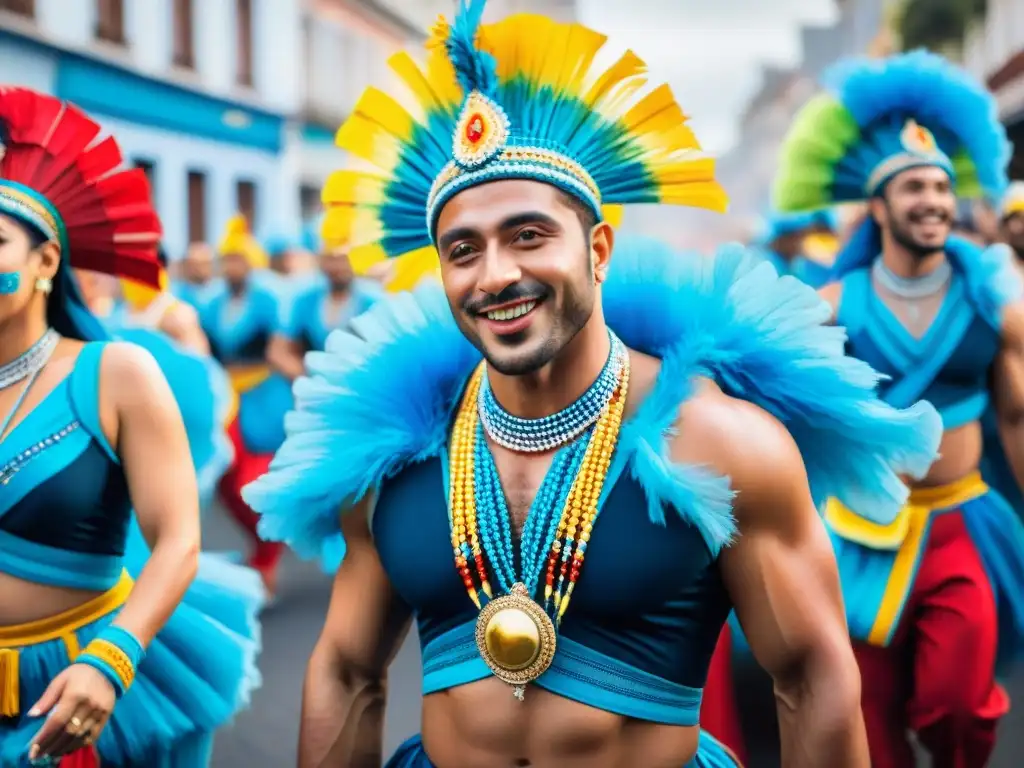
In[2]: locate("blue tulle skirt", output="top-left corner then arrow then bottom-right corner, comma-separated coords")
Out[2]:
0,527 -> 262,767
386,730 -> 741,767
107,326 -> 235,507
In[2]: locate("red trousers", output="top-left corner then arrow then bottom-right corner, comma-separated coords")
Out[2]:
701,511 -> 1007,767
218,418 -> 283,573
59,747 -> 98,767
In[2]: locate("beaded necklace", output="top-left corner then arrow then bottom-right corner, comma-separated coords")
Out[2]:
0,328 -> 58,391
477,331 -> 625,452
447,350 -> 630,700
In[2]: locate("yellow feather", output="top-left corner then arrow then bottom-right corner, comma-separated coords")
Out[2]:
349,243 -> 388,273
322,170 -> 388,207
389,51 -> 460,116
351,87 -> 417,143
584,50 -> 647,110
322,206 -> 385,250
657,181 -> 730,212
653,158 -> 719,185
601,204 -> 624,229
335,114 -> 403,172
386,246 -> 440,292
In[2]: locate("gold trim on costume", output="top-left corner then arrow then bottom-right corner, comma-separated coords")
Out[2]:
0,570 -> 133,717
0,185 -> 60,241
825,472 -> 987,550
227,363 -> 272,394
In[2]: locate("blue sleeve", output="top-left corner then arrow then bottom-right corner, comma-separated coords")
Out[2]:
275,287 -> 305,339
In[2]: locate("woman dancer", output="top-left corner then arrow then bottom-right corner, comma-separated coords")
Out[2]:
0,87 -> 259,766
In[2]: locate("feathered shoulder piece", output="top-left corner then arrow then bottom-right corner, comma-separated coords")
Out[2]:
0,87 -> 162,286
321,0 -> 726,289
243,237 -> 940,571
773,50 -> 1009,215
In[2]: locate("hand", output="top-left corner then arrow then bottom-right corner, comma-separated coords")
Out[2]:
27,664 -> 116,763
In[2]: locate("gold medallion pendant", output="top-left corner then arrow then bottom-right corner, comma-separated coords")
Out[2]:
475,583 -> 556,701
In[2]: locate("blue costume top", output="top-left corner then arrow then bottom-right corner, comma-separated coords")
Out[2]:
835,239 -> 1011,428
199,278 -> 291,454
280,278 -> 382,352
245,240 -> 941,724
0,343 -> 131,591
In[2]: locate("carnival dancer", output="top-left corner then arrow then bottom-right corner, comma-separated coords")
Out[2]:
267,245 -> 382,379
0,87 -> 260,767
752,209 -> 838,287
243,3 -> 942,766
199,215 -> 292,595
753,50 -> 1024,768
170,242 -> 215,310
999,181 -> 1024,263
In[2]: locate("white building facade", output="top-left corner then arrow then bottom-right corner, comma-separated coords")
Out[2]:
0,0 -> 303,259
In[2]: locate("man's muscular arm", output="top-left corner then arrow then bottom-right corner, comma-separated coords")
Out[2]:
993,303 -> 1024,493
300,498 -> 412,768
675,386 -> 868,767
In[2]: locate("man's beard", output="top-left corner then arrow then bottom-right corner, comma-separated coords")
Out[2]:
888,210 -> 950,259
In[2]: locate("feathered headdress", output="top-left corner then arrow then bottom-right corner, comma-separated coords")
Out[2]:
772,50 -> 1010,277
322,0 -> 727,285
218,214 -> 269,270
1002,181 -> 1024,220
0,87 -> 162,338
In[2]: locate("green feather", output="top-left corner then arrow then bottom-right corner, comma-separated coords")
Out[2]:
951,149 -> 982,199
772,95 -> 860,212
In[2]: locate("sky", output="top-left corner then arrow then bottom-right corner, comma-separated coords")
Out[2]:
580,0 -> 839,155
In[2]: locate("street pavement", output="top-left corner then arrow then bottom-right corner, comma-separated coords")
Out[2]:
202,508 -> 1024,767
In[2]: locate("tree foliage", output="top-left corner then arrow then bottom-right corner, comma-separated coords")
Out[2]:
897,0 -> 988,52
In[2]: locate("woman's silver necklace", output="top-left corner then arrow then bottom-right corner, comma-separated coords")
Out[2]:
0,329 -> 59,391
0,328 -> 59,442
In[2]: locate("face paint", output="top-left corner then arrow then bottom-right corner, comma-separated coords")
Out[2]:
0,272 -> 19,294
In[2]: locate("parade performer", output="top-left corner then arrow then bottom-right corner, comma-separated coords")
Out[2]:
170,242 -> 215,310
759,50 -> 1024,768
0,87 -> 260,767
1000,181 -> 1024,262
267,245 -> 382,379
243,3 -> 942,766
200,215 -> 292,594
752,209 -> 837,287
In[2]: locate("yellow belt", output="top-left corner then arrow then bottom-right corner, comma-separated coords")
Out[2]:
0,571 -> 133,717
227,363 -> 271,394
826,471 -> 988,549
826,472 -> 988,646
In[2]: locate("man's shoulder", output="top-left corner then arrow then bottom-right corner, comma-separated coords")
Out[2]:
674,381 -> 807,519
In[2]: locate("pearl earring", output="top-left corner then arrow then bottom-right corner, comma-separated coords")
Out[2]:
35,276 -> 53,295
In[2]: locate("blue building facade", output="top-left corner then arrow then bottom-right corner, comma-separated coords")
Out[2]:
0,0 -> 303,259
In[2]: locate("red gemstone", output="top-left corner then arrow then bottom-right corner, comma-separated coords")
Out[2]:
465,114 -> 485,144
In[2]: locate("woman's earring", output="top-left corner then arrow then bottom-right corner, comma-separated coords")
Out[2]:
34,276 -> 53,295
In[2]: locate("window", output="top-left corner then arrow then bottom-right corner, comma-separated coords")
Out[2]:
95,0 -> 125,44
236,0 -> 253,87
236,179 -> 257,230
172,0 -> 194,69
0,0 -> 35,17
299,184 -> 322,221
187,171 -> 207,243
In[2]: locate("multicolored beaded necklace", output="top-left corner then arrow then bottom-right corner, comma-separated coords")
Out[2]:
447,333 -> 630,699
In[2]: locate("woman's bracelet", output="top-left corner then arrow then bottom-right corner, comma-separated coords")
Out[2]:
76,625 -> 146,698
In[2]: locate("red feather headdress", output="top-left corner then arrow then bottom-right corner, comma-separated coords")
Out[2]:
0,87 -> 162,287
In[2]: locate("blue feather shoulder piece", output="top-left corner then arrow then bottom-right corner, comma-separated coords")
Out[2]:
244,237 -> 941,571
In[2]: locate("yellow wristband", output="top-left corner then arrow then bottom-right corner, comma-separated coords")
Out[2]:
81,638 -> 136,692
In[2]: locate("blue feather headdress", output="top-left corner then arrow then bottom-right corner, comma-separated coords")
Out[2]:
320,0 -> 728,289
771,51 -> 1010,278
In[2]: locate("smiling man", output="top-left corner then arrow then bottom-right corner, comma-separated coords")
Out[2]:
734,51 -> 1024,768
241,4 -> 943,767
